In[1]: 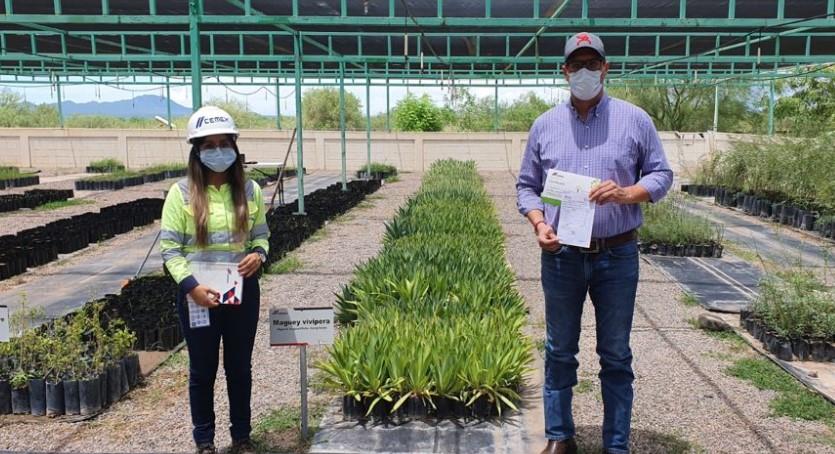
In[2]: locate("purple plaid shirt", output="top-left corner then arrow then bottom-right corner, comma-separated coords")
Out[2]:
516,93 -> 673,238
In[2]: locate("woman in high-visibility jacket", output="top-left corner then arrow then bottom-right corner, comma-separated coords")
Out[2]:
160,106 -> 269,454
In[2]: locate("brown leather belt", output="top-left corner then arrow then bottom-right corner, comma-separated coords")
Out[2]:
568,229 -> 637,254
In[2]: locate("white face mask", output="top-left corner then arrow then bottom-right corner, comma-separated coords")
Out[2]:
568,68 -> 603,101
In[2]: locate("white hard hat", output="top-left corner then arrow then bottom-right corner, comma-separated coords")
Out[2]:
186,106 -> 239,144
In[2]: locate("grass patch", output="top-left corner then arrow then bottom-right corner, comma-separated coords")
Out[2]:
308,229 -> 328,243
267,255 -> 303,275
726,357 -> 835,422
252,405 -> 326,454
384,175 -> 401,183
574,379 -> 594,394
680,292 -> 700,308
703,330 -> 749,352
34,198 -> 93,211
160,350 -> 189,370
724,241 -> 766,265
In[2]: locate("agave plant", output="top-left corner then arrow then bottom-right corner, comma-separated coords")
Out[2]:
318,159 -> 533,419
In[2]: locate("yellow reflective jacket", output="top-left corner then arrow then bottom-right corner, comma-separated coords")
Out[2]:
160,178 -> 270,292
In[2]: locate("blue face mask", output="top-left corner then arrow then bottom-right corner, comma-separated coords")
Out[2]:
199,147 -> 237,173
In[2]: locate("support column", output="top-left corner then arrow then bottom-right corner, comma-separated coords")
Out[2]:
493,80 -> 499,132
339,62 -> 348,191
712,83 -> 719,132
294,33 -> 306,214
189,0 -> 203,110
275,78 -> 282,129
385,79 -> 391,132
365,77 -> 371,179
165,77 -> 173,130
55,75 -> 64,129
767,80 -> 775,136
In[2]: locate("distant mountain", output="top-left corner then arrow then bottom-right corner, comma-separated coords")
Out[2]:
60,95 -> 192,118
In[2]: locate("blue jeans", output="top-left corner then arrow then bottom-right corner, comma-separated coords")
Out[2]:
541,240 -> 639,454
177,276 -> 260,446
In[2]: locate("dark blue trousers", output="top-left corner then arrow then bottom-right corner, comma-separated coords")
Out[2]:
177,276 -> 260,446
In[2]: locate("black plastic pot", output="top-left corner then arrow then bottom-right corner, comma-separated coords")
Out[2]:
811,342 -> 831,362
79,377 -> 102,415
713,244 -> 723,258
791,339 -> 811,361
28,378 -> 46,416
342,395 -> 364,419
63,379 -> 80,415
120,360 -> 129,395
107,364 -> 122,403
370,398 -> 391,421
407,396 -> 429,419
780,206 -> 795,225
759,201 -> 772,218
99,371 -> 109,407
125,354 -> 140,388
453,398 -> 469,419
434,397 -> 454,419
801,214 -> 817,231
11,386 -> 28,414
0,380 -> 11,414
471,396 -> 495,419
46,380 -> 65,417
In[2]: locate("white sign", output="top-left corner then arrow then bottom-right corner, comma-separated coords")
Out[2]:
0,306 -> 8,342
270,307 -> 335,346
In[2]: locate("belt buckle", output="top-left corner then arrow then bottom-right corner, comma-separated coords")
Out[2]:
580,239 -> 601,254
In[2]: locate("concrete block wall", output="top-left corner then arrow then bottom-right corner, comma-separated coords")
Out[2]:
0,128 -> 755,176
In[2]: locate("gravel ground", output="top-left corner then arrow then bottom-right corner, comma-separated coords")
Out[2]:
486,171 -> 835,454
0,173 -> 423,453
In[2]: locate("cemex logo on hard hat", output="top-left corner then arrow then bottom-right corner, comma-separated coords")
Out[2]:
195,116 -> 230,129
576,33 -> 592,46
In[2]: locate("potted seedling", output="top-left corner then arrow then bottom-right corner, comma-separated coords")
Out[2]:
0,342 -> 12,414
10,370 -> 30,414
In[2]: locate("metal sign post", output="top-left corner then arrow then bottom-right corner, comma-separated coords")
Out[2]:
270,307 -> 335,440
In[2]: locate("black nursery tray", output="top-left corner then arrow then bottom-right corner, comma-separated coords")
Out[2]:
0,189 -> 74,213
740,311 -> 835,363
0,198 -> 163,281
0,175 -> 39,190
639,241 -> 724,258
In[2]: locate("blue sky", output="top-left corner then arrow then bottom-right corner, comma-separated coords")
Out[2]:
1,76 -> 570,116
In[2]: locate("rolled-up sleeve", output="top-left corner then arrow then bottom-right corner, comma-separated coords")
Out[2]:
516,121 -> 545,216
636,115 -> 673,203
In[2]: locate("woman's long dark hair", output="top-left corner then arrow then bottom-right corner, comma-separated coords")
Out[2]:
187,136 -> 249,247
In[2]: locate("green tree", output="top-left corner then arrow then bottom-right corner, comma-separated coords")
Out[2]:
445,89 -> 493,132
607,82 -> 759,133
773,70 -> 835,136
501,92 -> 553,131
302,88 -> 363,130
393,94 -> 444,132
0,91 -> 59,127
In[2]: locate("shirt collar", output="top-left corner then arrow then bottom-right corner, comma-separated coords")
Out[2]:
568,91 -> 610,119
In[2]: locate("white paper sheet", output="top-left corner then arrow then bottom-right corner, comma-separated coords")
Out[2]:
541,169 -> 599,248
185,261 -> 245,329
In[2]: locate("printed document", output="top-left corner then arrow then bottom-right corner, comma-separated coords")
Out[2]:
541,169 -> 599,248
186,261 -> 244,328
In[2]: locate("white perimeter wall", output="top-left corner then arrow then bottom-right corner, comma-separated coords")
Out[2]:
0,128 -> 757,179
